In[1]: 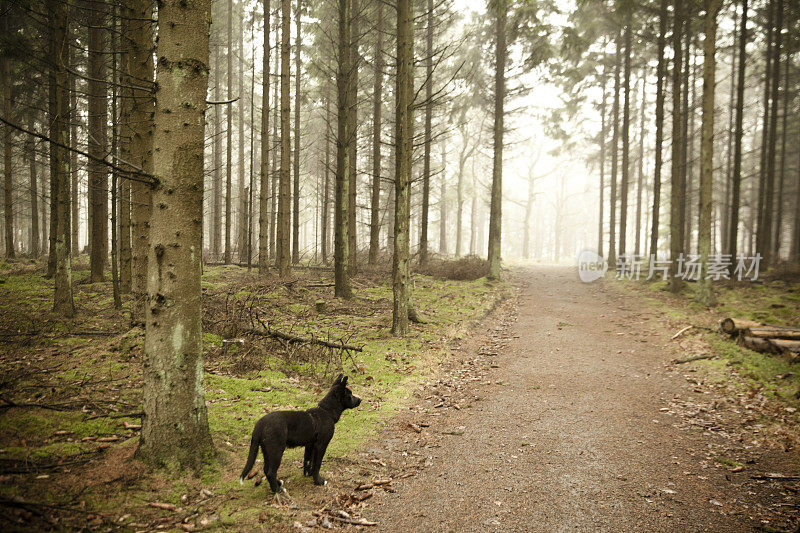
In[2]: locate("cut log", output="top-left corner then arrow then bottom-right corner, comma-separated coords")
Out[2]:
739,336 -> 781,354
719,318 -> 767,335
745,327 -> 800,341
770,339 -> 800,356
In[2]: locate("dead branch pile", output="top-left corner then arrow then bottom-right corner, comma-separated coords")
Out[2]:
416,255 -> 489,281
719,318 -> 800,362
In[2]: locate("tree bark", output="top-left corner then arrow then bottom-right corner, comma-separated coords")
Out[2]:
276,0 -> 291,276
88,2 -> 108,282
368,0 -> 383,265
28,119 -> 39,257
609,33 -> 621,268
259,0 -> 271,274
238,1 -> 247,263
439,142 -> 447,254
755,0 -> 774,262
634,71 -> 645,257
119,19 -> 132,293
392,0 -> 413,334
224,0 -> 233,264
128,0 -> 155,325
321,81 -> 331,265
650,0 -> 667,259
2,18 -> 13,259
727,0 -> 747,272
69,40 -> 79,256
487,0 -> 506,280
695,0 -> 720,306
419,0 -> 434,266
772,57 -> 788,260
598,49 -> 607,257
49,0 -> 74,317
347,0 -> 359,274
761,0 -> 782,265
137,0 -> 214,469
669,0 -> 685,293
618,19 -> 631,259
212,42 -> 222,259
292,0 -> 301,264
334,0 -> 352,297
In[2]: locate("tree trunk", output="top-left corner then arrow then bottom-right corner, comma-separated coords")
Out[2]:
127,0 -> 155,325
238,1 -> 247,263
634,71 -> 645,256
49,0 -> 74,317
347,0 -> 359,273
259,0 -> 271,274
650,0 -> 667,259
110,3 -> 121,308
669,0 -> 686,292
137,0 -> 213,469
455,136 -> 468,257
761,0 -> 782,266
392,0 -> 413,334
368,0 -> 383,265
69,40 -> 79,256
2,22 -> 13,259
88,3 -> 108,282
487,0 -> 506,280
618,20 -> 631,259
695,0 -> 720,306
270,36 -> 279,260
224,0 -> 233,264
773,56 -> 788,260
727,0 -> 747,272
439,142 -> 447,254
276,0 -> 291,277
321,81 -> 331,265
721,4 -> 738,253
335,0 -> 352,297
419,0 -> 433,266
28,119 -> 39,257
292,0 -> 301,264
609,33 -> 621,268
212,42 -> 222,259
523,170 -> 534,260
684,43 -> 694,254
598,48 -> 607,257
755,0 -> 774,262
119,22 -> 132,293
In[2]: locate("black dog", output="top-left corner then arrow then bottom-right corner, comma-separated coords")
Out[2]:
239,374 -> 361,493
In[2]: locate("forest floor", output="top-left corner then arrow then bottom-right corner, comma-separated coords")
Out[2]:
1,261 -> 799,531
0,256 -> 506,531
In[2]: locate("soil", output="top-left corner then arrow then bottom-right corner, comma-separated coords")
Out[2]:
345,266 -> 800,532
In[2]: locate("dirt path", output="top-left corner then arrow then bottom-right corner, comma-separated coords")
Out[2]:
358,266 -> 799,532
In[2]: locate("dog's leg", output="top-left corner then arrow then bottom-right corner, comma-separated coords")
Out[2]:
311,441 -> 330,486
265,448 -> 286,495
303,445 -> 313,477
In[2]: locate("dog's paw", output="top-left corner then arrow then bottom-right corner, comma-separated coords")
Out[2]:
313,477 -> 327,486
238,477 -> 244,486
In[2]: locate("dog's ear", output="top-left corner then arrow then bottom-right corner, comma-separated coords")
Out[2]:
342,376 -> 348,386
334,373 -> 343,385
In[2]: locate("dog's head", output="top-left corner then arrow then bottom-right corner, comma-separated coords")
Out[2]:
332,374 -> 361,409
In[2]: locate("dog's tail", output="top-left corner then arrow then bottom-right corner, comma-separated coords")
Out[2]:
238,433 -> 259,485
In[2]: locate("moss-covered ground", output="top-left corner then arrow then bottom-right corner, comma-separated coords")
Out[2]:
612,273 -> 800,418
0,257 -> 505,530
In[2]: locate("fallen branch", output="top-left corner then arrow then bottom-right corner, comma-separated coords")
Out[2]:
244,323 -> 363,352
673,354 -> 715,364
750,473 -> 800,481
329,515 -> 378,527
671,325 -> 693,340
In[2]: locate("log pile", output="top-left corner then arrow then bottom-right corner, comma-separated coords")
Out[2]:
719,318 -> 800,362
